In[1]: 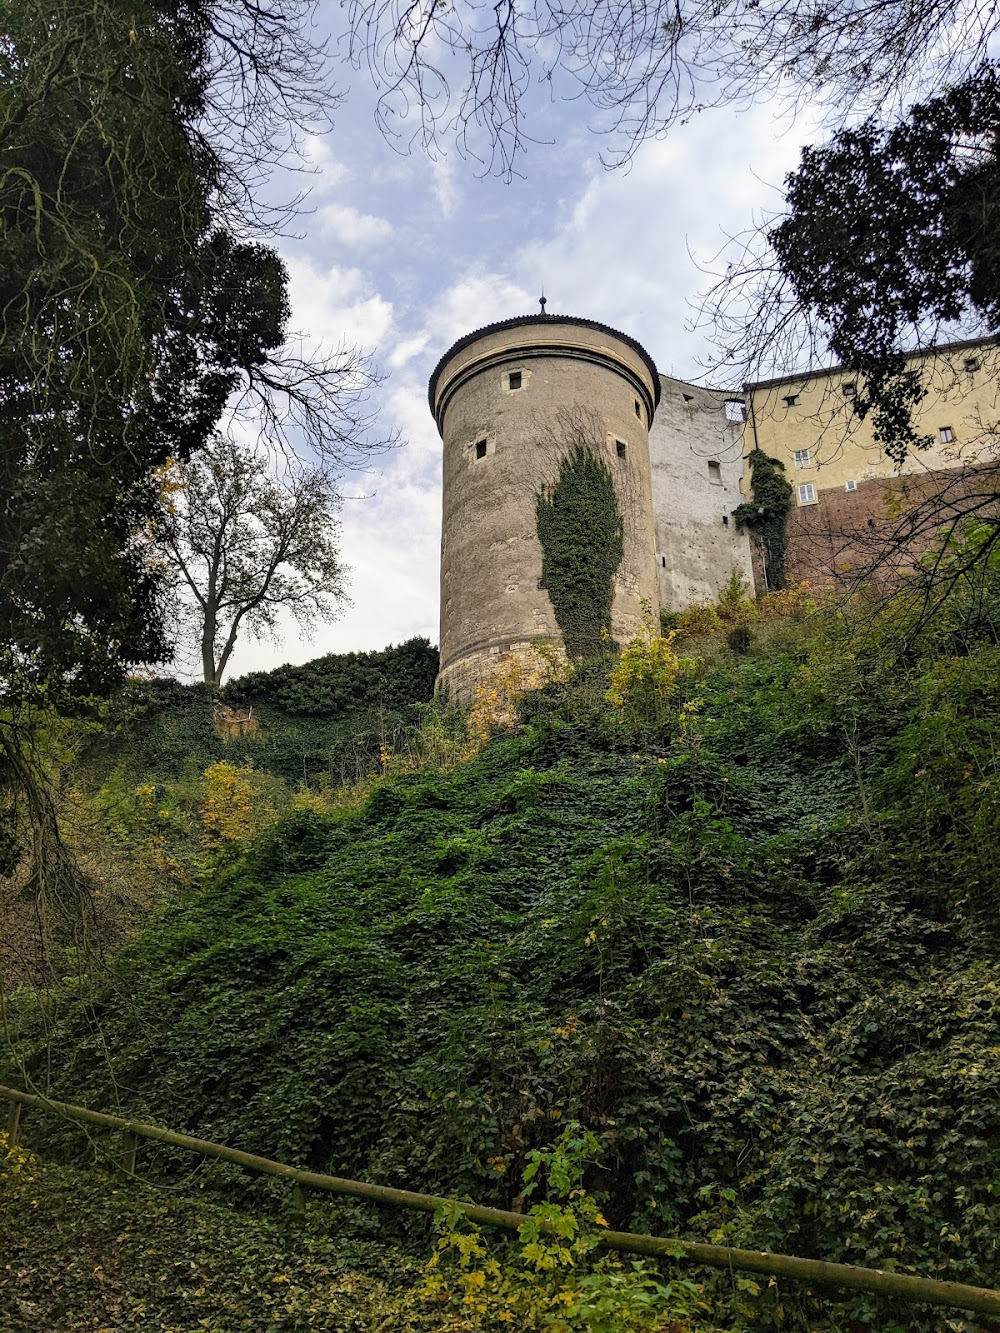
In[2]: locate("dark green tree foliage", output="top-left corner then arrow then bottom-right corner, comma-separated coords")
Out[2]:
225,638 -> 439,716
86,639 -> 439,786
733,450 -> 794,589
772,65 -> 1000,461
536,446 -> 624,659
0,0 -> 297,704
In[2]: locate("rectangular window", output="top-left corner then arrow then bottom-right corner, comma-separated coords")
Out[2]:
508,371 -> 522,390
475,439 -> 487,459
964,357 -> 980,372
793,449 -> 810,467
842,382 -> 857,397
708,460 -> 722,484
634,399 -> 642,420
940,426 -> 954,444
784,394 -> 800,407
615,439 -> 627,459
797,483 -> 816,504
844,479 -> 857,492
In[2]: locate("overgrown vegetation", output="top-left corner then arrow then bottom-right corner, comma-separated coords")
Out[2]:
0,640 -> 439,983
537,446 -> 624,658
7,562 -> 1000,1329
734,451 -> 794,590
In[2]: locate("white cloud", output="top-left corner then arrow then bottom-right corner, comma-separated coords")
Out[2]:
317,201 -> 393,246
282,255 -> 394,350
387,333 -> 431,370
430,153 -> 460,219
299,134 -> 350,189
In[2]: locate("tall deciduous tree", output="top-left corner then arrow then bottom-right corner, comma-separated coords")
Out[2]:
769,68 -> 1000,458
0,0 -> 378,710
161,438 -> 346,687
0,0 -> 375,945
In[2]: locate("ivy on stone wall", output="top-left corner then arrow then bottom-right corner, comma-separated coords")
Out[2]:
536,445 -> 624,658
734,449 -> 794,590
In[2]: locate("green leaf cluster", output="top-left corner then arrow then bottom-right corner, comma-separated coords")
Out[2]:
536,446 -> 624,658
733,451 -> 793,590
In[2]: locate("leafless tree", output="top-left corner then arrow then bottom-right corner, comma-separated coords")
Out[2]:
160,436 -> 348,687
343,0 -> 1000,176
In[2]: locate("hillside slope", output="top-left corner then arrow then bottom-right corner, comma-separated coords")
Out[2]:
7,602 -> 1000,1329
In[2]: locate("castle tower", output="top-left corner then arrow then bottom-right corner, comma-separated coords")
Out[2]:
429,312 -> 661,699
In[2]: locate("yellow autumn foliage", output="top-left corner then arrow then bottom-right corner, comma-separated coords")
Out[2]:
607,609 -> 681,729
200,760 -> 277,846
467,646 -> 566,743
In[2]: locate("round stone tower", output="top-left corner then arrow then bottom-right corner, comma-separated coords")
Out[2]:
429,312 -> 661,699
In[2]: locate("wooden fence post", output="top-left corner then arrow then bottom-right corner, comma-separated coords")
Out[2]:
119,1129 -> 138,1177
5,1100 -> 20,1148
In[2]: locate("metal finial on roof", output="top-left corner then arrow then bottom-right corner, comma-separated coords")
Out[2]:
538,293 -> 547,315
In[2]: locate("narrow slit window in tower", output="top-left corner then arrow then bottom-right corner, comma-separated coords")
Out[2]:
508,371 -> 522,390
708,460 -> 722,484
475,439 -> 487,459
616,439 -> 627,459
634,399 -> 642,419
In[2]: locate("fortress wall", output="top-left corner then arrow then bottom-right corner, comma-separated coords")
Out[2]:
649,377 -> 754,608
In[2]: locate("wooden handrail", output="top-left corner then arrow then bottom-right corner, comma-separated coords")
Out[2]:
3,1082 -> 999,1318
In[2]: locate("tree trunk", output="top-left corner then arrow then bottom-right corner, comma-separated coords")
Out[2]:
202,604 -> 218,686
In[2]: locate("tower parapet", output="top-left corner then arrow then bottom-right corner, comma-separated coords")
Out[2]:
430,313 -> 661,700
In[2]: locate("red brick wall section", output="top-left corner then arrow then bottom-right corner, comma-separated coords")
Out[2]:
778,468 -> 993,591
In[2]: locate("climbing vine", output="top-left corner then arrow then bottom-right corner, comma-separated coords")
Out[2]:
536,446 -> 624,658
733,449 -> 794,590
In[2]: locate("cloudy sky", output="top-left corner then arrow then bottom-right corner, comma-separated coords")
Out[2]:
217,14 -> 823,681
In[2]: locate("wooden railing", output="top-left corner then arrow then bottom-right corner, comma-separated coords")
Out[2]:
3,1082 -> 1000,1319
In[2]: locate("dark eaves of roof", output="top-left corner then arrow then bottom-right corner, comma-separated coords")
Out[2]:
743,334 -> 999,394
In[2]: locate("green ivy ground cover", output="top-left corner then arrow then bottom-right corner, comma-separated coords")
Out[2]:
0,1149 -> 415,1331
8,608 -> 1000,1330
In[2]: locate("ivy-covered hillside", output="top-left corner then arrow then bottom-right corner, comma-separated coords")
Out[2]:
8,588 -> 1000,1329
89,637 -> 439,788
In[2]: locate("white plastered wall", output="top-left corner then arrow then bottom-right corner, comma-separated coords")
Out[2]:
649,376 -> 754,609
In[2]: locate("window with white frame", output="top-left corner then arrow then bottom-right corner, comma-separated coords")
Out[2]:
793,449 -> 810,467
844,479 -> 858,492
797,483 -> 816,504
940,425 -> 954,444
